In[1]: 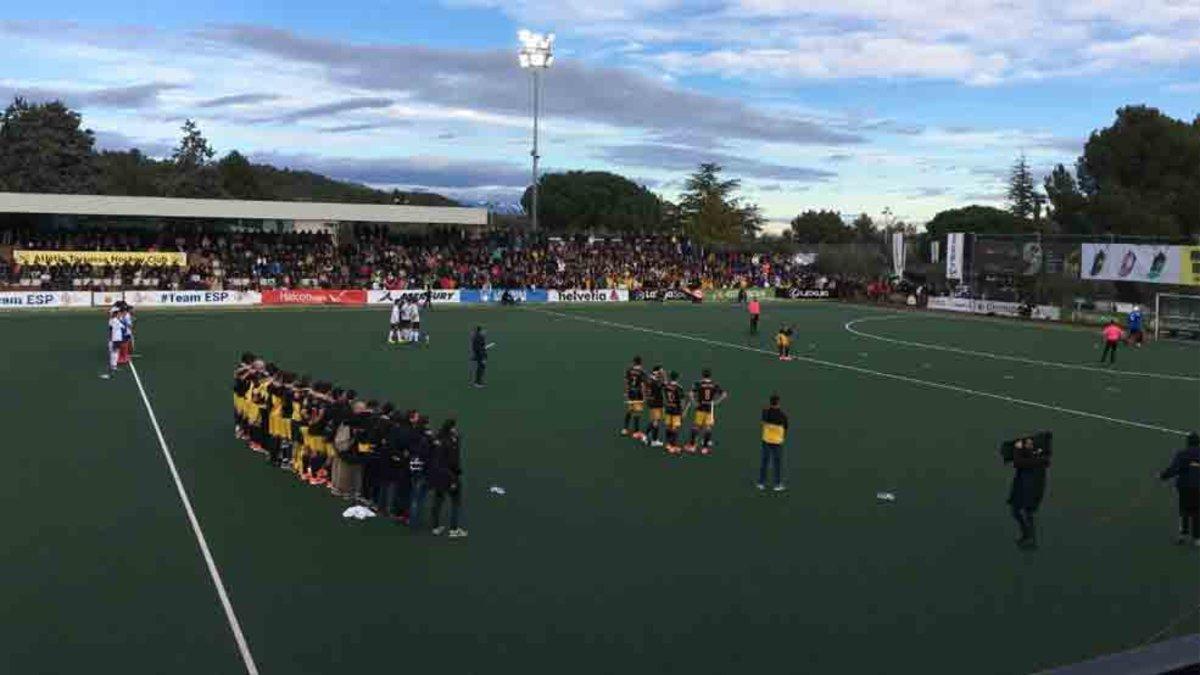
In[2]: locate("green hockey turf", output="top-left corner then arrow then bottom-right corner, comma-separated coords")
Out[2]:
1,301 -> 1197,674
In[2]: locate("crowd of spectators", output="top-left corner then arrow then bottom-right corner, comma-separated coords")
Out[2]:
1,224 -> 858,293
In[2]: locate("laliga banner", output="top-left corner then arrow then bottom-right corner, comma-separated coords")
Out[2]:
1080,243 -> 1199,286
0,291 -> 93,309
367,289 -> 461,305
261,289 -> 366,305
549,289 -> 629,303
123,290 -> 261,306
945,233 -> 965,280
14,250 -> 188,267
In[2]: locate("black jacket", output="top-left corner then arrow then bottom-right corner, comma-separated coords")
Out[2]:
1008,443 -> 1051,509
383,421 -> 416,480
1160,446 -> 1200,491
472,331 -> 487,362
428,431 -> 462,491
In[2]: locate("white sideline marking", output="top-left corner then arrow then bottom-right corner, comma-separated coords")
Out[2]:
129,363 -> 260,675
531,308 -> 1188,437
844,315 -> 1200,383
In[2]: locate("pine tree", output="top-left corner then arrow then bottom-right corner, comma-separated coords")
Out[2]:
1006,154 -> 1037,221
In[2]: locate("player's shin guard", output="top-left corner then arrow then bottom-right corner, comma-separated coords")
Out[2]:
622,412 -> 631,432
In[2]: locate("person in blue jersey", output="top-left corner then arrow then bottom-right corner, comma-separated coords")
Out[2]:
1126,305 -> 1145,347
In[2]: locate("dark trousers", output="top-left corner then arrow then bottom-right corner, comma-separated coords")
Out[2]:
432,487 -> 462,529
474,359 -> 486,385
750,315 -> 760,334
1100,341 -> 1118,363
1011,505 -> 1038,542
758,442 -> 782,486
1178,488 -> 1199,540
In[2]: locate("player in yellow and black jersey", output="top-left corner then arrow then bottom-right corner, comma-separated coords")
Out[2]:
687,368 -> 727,455
662,371 -> 686,454
233,352 -> 258,440
622,356 -> 648,441
776,325 -> 794,361
644,366 -> 667,448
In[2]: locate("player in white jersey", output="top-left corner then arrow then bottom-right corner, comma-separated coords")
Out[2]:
388,299 -> 403,344
102,308 -> 124,379
120,303 -> 136,356
406,300 -> 423,343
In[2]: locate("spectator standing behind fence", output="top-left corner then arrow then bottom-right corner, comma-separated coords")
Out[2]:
1160,432 -> 1200,547
429,419 -> 467,538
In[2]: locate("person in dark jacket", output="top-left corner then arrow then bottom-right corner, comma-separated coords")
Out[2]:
471,326 -> 488,388
757,394 -> 788,491
1007,435 -> 1051,550
429,419 -> 467,538
1160,431 -> 1200,546
407,415 -> 433,529
380,410 -> 417,521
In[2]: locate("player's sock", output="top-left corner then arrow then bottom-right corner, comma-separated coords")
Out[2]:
623,412 -> 631,431
703,431 -> 712,447
631,416 -> 641,434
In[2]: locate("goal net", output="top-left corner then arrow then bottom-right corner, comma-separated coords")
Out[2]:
1154,292 -> 1200,340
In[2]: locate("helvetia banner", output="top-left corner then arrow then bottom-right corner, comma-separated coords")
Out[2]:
548,289 -> 629,303
367,289 -> 461,305
1080,243 -> 1198,286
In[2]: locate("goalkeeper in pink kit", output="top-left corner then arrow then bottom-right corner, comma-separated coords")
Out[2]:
1100,321 -> 1123,364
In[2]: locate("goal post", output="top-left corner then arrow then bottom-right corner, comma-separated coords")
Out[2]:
1154,292 -> 1200,340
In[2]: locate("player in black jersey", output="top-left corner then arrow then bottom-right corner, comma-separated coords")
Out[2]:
686,368 -> 727,455
622,356 -> 648,441
644,366 -> 667,448
662,372 -> 686,454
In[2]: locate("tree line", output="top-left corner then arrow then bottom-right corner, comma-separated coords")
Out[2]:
0,98 -> 457,206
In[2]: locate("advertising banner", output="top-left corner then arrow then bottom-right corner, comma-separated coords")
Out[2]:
367,289 -> 461,305
945,233 -> 965,280
14,250 -> 188,267
705,288 -> 770,302
927,296 -> 1061,320
0,291 -> 93,309
92,290 -> 125,307
631,289 -> 704,303
261,289 -> 367,305
891,232 -> 906,278
1080,243 -> 1198,286
548,289 -> 628,303
773,287 -> 831,299
458,289 -> 549,304
123,290 -> 261,306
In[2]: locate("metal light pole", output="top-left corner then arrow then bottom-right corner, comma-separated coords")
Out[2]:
518,30 -> 554,232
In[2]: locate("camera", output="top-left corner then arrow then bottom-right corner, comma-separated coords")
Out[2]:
1001,430 -> 1053,463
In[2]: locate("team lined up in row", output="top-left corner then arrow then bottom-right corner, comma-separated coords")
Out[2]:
232,354 -> 467,537
620,357 -> 728,455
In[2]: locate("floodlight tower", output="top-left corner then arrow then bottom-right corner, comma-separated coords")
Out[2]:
518,29 -> 554,232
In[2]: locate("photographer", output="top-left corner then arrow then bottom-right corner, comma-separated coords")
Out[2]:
1005,433 -> 1052,550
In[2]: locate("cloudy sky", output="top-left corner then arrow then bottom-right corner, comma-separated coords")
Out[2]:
1,1 -> 1197,225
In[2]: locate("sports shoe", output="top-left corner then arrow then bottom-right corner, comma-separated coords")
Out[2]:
448,528 -> 468,539
683,443 -> 696,454
1177,534 -> 1189,545
99,373 -> 112,380
755,483 -> 765,491
650,440 -> 664,448
432,526 -> 447,536
699,446 -> 712,456
773,484 -> 787,492
620,429 -> 629,437
666,445 -> 680,454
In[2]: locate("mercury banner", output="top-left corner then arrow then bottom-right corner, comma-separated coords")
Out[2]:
14,250 -> 188,267
1079,243 -> 1198,286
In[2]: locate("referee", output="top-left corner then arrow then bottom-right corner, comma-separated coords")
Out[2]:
1160,432 -> 1200,546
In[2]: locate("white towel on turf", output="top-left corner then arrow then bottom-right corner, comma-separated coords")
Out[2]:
342,505 -> 376,520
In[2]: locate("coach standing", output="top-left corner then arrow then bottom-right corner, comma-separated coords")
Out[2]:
1159,432 -> 1200,547
471,326 -> 488,388
1008,436 -> 1051,550
757,394 -> 787,491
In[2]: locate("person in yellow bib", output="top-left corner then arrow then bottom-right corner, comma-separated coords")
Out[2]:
758,394 -> 789,491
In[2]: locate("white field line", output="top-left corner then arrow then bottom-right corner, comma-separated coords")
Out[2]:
128,362 -> 260,675
844,315 -> 1200,383
529,307 -> 1189,437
